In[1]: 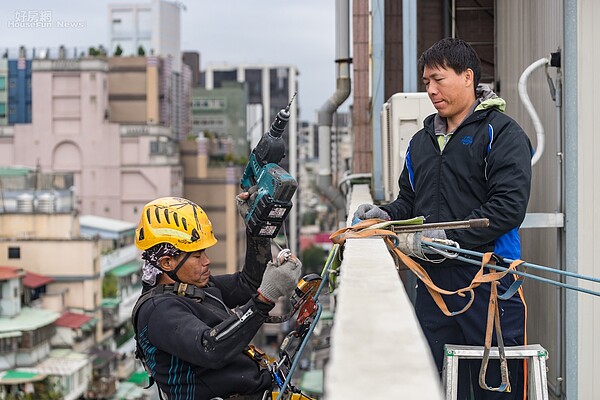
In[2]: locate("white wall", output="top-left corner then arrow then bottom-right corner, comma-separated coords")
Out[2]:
574,1 -> 600,398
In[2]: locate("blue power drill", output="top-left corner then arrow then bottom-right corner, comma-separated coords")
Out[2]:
240,94 -> 298,238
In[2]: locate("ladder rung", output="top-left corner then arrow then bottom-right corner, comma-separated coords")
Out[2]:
443,344 -> 549,400
445,344 -> 548,359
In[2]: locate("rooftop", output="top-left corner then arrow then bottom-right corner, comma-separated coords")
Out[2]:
0,307 -> 60,333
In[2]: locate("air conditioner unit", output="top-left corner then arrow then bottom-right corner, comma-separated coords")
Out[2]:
380,92 -> 436,202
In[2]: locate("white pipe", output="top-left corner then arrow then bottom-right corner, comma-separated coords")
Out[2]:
518,57 -> 549,166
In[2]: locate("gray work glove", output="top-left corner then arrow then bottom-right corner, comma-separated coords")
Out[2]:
397,229 -> 446,258
236,186 -> 258,220
258,250 -> 303,303
353,203 -> 391,222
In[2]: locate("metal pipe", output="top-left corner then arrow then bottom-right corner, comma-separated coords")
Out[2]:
518,57 -> 549,166
563,1 -> 578,397
317,0 -> 351,221
402,0 -> 417,91
553,60 -> 565,399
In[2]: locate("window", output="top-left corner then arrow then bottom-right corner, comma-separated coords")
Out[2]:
0,76 -> 5,91
0,103 -> 5,119
8,247 -> 20,259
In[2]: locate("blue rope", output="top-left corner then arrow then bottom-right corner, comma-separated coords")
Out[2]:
424,242 -> 600,297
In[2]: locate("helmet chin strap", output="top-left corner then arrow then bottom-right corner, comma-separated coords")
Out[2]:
164,252 -> 192,283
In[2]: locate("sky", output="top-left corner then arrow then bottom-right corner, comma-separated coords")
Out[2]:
0,0 -> 341,123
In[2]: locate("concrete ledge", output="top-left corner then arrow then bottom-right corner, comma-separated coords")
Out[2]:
325,184 -> 443,399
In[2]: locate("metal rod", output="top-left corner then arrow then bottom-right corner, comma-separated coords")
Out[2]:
390,218 -> 490,233
275,304 -> 323,400
427,241 -> 600,285
449,254 -> 600,297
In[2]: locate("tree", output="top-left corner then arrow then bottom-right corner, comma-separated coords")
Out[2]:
301,245 -> 328,274
137,45 -> 146,56
114,44 -> 123,56
102,274 -> 118,298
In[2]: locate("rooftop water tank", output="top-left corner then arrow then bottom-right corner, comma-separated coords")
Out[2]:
37,192 -> 56,213
16,193 -> 34,213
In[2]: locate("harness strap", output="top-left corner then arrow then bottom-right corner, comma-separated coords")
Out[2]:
479,280 -> 511,392
330,219 -> 527,393
165,252 -> 192,283
131,283 -> 206,399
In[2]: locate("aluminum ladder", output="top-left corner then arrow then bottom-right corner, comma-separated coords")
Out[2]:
442,344 -> 549,400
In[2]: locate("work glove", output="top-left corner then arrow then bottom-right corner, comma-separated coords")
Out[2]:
396,229 -> 446,258
353,203 -> 391,222
258,249 -> 303,303
236,186 -> 258,220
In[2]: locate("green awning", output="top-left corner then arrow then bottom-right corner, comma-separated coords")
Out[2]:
101,298 -> 121,308
127,370 -> 149,386
81,317 -> 98,332
109,260 -> 142,277
0,167 -> 32,177
299,369 -> 323,395
0,370 -> 47,384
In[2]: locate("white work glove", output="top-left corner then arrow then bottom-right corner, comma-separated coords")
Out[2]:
397,229 -> 446,258
353,204 -> 391,222
236,186 -> 258,220
258,250 -> 303,303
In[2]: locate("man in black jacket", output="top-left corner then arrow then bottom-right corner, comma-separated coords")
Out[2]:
355,38 -> 532,399
132,195 -> 302,400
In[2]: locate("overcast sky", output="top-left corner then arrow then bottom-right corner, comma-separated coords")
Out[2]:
0,0 -> 342,123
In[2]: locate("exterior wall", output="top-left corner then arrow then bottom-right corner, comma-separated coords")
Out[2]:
0,214 -> 79,239
496,1 -> 564,397
0,278 -> 22,317
191,83 -> 248,160
108,3 -> 153,56
0,240 -> 101,314
155,0 -> 182,72
7,58 -> 32,124
352,0 -> 371,174
202,64 -> 300,255
11,59 -> 123,220
0,60 -> 7,125
574,1 -> 600,398
181,149 -> 245,275
108,56 -> 148,124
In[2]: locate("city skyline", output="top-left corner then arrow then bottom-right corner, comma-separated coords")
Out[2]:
0,0 -> 342,123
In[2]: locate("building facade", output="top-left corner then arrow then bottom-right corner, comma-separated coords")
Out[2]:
203,64 -> 300,254
108,0 -> 183,71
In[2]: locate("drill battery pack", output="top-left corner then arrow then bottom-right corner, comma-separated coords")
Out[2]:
246,164 -> 298,238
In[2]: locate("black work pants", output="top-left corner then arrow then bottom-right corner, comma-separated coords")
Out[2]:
415,263 -> 526,400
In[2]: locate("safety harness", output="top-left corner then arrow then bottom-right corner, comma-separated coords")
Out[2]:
329,219 -> 526,392
131,282 -> 207,399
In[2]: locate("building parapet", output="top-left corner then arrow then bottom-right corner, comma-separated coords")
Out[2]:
324,184 -> 443,399
119,124 -> 174,138
0,126 -> 14,137
33,58 -> 108,72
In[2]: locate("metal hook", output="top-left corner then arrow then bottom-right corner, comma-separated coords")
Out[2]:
424,239 -> 460,259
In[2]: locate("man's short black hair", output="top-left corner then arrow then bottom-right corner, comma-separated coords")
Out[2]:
418,38 -> 481,89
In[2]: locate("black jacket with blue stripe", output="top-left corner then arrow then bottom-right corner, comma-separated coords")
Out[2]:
380,100 -> 532,264
133,235 -> 274,400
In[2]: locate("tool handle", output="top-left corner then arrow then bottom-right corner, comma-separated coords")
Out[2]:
391,218 -> 490,233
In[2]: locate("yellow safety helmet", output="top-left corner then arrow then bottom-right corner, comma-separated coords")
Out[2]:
135,197 -> 217,253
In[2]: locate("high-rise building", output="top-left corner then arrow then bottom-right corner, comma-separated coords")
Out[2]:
191,82 -> 248,161
182,51 -> 201,87
0,56 -> 183,222
203,64 -> 300,254
108,0 -> 183,72
0,59 -> 8,126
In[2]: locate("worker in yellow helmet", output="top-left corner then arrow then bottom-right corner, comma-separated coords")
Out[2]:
131,194 -> 302,400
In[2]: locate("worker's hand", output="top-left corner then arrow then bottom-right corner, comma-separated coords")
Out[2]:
397,229 -> 446,258
353,204 -> 391,222
236,186 -> 258,220
258,250 -> 303,303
